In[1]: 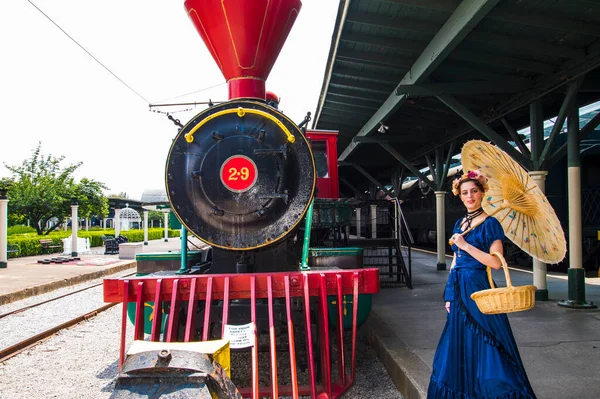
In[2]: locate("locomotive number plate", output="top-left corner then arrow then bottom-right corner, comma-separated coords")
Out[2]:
220,155 -> 258,193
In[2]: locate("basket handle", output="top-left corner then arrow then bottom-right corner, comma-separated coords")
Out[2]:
486,252 -> 512,289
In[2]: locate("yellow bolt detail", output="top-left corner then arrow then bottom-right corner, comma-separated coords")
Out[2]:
237,107 -> 245,117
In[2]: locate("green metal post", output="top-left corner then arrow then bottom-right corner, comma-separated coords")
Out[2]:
176,226 -> 189,274
300,198 -> 315,271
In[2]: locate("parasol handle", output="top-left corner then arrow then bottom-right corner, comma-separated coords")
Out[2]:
448,217 -> 486,246
487,252 -> 512,288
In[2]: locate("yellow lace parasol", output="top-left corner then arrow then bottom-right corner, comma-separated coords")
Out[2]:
461,140 -> 567,264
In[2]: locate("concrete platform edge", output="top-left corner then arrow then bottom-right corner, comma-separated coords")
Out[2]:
366,312 -> 429,399
0,261 -> 136,306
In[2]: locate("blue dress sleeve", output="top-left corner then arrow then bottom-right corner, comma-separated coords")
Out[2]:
485,217 -> 505,251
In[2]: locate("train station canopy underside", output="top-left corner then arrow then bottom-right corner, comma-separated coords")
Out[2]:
313,0 -> 600,195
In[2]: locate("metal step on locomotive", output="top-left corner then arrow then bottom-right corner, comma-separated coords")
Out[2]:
102,1 -> 380,398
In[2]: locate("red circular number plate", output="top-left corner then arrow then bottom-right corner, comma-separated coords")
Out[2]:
220,155 -> 258,193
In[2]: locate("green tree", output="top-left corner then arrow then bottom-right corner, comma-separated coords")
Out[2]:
4,143 -> 108,235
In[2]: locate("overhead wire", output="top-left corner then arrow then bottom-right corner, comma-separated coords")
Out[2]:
26,0 -> 151,104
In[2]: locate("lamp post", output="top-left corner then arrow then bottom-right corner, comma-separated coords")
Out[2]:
71,199 -> 79,257
0,186 -> 9,268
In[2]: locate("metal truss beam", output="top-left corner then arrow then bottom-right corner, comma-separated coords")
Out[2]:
339,0 -> 500,162
538,77 -> 584,167
339,176 -> 361,197
352,135 -> 433,144
325,96 -> 381,111
327,87 -> 387,103
347,164 -> 394,197
501,117 -> 531,158
436,94 -> 531,167
544,107 -> 600,170
322,103 -> 374,116
380,143 -> 437,191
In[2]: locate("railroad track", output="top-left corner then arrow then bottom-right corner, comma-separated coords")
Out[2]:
0,303 -> 118,362
0,272 -> 135,362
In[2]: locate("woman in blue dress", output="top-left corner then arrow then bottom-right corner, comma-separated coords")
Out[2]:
427,170 -> 537,399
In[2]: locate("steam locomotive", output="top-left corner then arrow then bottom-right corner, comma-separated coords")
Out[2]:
104,1 -> 379,398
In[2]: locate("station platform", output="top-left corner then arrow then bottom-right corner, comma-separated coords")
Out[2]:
366,249 -> 600,399
0,237 -> 184,306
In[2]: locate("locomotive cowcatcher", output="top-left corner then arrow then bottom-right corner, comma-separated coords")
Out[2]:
103,1 -> 380,398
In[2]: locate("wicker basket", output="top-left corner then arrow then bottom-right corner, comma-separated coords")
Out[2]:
470,252 -> 536,315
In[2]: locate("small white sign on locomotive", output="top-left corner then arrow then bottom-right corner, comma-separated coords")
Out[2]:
223,322 -> 255,349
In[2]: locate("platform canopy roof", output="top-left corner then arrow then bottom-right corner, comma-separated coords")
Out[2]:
313,0 -> 600,196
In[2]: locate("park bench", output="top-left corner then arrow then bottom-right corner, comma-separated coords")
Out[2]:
39,239 -> 62,254
7,243 -> 20,256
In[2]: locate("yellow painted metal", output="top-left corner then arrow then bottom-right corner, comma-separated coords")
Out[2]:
126,339 -> 231,378
184,107 -> 296,144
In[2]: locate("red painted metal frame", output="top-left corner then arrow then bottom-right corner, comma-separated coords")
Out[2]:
305,130 -> 340,199
104,269 -> 379,399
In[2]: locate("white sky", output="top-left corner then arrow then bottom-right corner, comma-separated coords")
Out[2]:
1,0 -> 339,200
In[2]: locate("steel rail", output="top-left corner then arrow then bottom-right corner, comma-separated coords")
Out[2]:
0,303 -> 117,363
0,272 -> 136,320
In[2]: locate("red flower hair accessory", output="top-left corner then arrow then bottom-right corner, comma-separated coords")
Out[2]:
451,170 -> 488,196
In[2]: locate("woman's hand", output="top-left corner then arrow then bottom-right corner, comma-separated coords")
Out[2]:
451,233 -> 469,251
445,301 -> 450,313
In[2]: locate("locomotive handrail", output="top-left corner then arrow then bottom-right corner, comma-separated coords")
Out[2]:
184,107 -> 296,144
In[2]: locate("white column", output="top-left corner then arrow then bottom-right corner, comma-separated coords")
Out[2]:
530,171 -> 548,299
86,218 -> 89,231
71,202 -> 79,256
64,218 -> 68,231
355,208 -> 361,238
143,210 -> 149,245
114,208 -> 121,237
435,191 -> 447,270
163,211 -> 169,242
370,204 -> 378,238
0,195 -> 8,268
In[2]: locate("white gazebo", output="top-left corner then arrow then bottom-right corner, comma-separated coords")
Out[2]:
117,204 -> 141,231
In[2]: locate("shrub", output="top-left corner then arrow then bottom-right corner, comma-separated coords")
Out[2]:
7,225 -> 37,236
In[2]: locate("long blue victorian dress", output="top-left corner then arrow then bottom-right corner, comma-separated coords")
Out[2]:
427,216 -> 537,399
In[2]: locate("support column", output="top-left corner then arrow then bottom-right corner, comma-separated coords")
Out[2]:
86,218 -> 89,231
355,208 -> 361,238
71,200 -> 79,257
370,204 -> 378,238
143,210 -> 149,245
114,208 -> 121,237
163,211 -> 169,242
0,190 -> 8,269
529,172 -> 549,300
435,191 -> 447,270
559,100 -> 597,309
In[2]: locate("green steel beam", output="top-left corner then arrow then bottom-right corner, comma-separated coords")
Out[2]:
441,142 -> 457,186
339,0 -> 501,162
538,77 -> 584,167
380,143 -> 437,191
436,93 -> 531,167
500,117 -> 531,157
544,110 -> 600,170
395,81 -> 530,96
350,164 -> 394,197
339,176 -> 361,197
425,154 -> 437,186
529,99 -> 544,171
322,103 -> 374,116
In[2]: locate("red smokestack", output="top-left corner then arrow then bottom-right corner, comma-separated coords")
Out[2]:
184,0 -> 302,100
